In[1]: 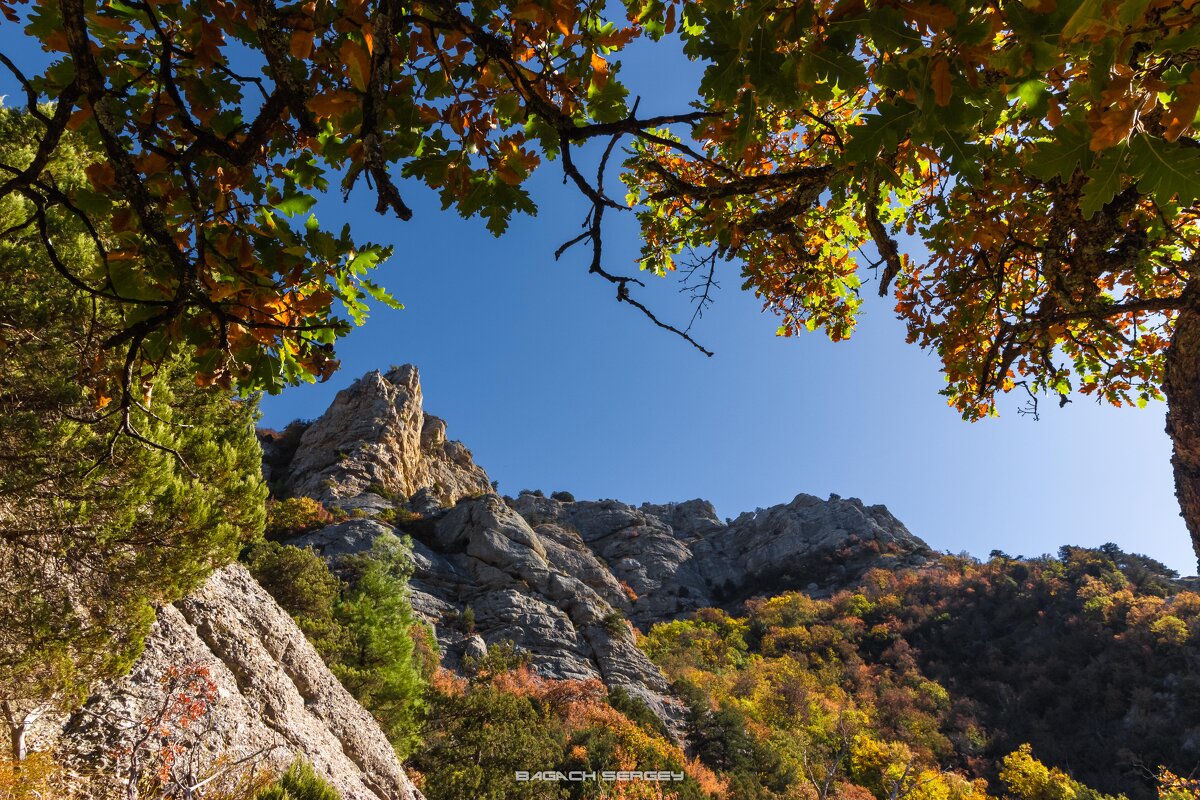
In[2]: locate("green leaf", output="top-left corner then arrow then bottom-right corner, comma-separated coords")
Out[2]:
348,248 -> 383,273
1080,145 -> 1127,219
587,76 -> 630,124
843,101 -> 918,163
361,279 -> 403,309
274,190 -> 317,218
1061,0 -> 1106,38
1154,24 -> 1200,54
1117,0 -> 1151,25
1011,79 -> 1047,109
1129,136 -> 1200,208
1026,128 -> 1091,181
867,6 -> 920,51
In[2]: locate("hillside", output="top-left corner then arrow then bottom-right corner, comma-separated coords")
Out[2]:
247,365 -> 1200,800
258,367 -> 935,721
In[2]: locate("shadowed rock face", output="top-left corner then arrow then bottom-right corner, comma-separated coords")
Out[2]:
43,566 -> 424,800
265,366 -> 935,737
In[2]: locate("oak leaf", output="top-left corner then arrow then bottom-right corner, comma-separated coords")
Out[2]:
1164,70 -> 1200,142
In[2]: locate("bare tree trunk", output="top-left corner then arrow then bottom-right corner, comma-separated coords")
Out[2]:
1165,288 -> 1200,572
10,722 -> 26,764
2,701 -> 28,763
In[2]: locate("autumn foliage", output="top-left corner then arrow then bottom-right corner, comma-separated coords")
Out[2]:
640,544 -> 1200,800
411,645 -> 710,800
3,0 -> 1200,556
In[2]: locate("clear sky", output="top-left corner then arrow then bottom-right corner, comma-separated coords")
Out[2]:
4,26 -> 1193,575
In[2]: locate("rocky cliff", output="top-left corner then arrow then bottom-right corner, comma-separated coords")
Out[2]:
30,363 -> 934,796
269,365 -> 934,730
261,365 -> 491,508
38,565 -> 424,800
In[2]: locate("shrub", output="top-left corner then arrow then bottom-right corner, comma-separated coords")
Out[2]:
256,760 -> 341,800
329,537 -> 427,758
243,542 -> 350,658
550,490 -> 575,503
0,751 -> 70,800
606,685 -> 669,737
245,537 -> 427,758
366,482 -> 401,502
619,580 -> 639,603
265,497 -> 334,540
602,610 -> 628,637
377,507 -> 423,527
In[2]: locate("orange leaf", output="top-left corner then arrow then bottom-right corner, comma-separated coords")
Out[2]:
512,0 -> 544,21
66,106 -> 92,131
931,58 -> 952,107
111,207 -> 134,233
307,90 -> 360,120
339,39 -> 371,91
902,2 -> 957,32
85,162 -> 116,191
590,52 -> 609,91
1090,100 -> 1137,150
1164,71 -> 1200,142
290,30 -> 314,59
43,30 -> 69,52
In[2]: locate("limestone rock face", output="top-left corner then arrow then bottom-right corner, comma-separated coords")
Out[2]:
278,365 -> 491,507
48,565 -> 423,800
267,365 -> 934,740
689,493 -> 929,601
286,494 -> 684,735
508,492 -> 931,628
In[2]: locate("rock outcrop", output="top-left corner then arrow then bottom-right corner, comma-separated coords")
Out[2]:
26,362 -> 934,797
265,365 -> 935,736
44,565 -> 423,800
510,491 -> 931,628
264,365 -> 491,508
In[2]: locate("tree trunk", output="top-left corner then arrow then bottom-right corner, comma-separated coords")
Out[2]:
8,720 -> 26,764
1165,289 -> 1200,572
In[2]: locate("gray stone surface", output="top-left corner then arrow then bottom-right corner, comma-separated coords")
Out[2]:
265,366 -> 935,742
282,365 -> 491,507
44,565 -> 423,800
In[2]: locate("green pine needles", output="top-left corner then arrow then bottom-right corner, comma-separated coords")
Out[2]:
0,109 -> 267,760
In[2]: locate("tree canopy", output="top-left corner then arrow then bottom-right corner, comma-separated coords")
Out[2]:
1,0 -> 1199,556
0,109 -> 266,762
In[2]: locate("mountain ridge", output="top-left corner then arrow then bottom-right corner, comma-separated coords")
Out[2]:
261,365 -> 935,727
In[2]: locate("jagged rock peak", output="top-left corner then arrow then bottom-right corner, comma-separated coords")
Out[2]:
266,365 -> 491,507
508,491 -> 933,625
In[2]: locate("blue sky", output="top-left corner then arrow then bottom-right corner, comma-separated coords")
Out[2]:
4,25 -> 1193,575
